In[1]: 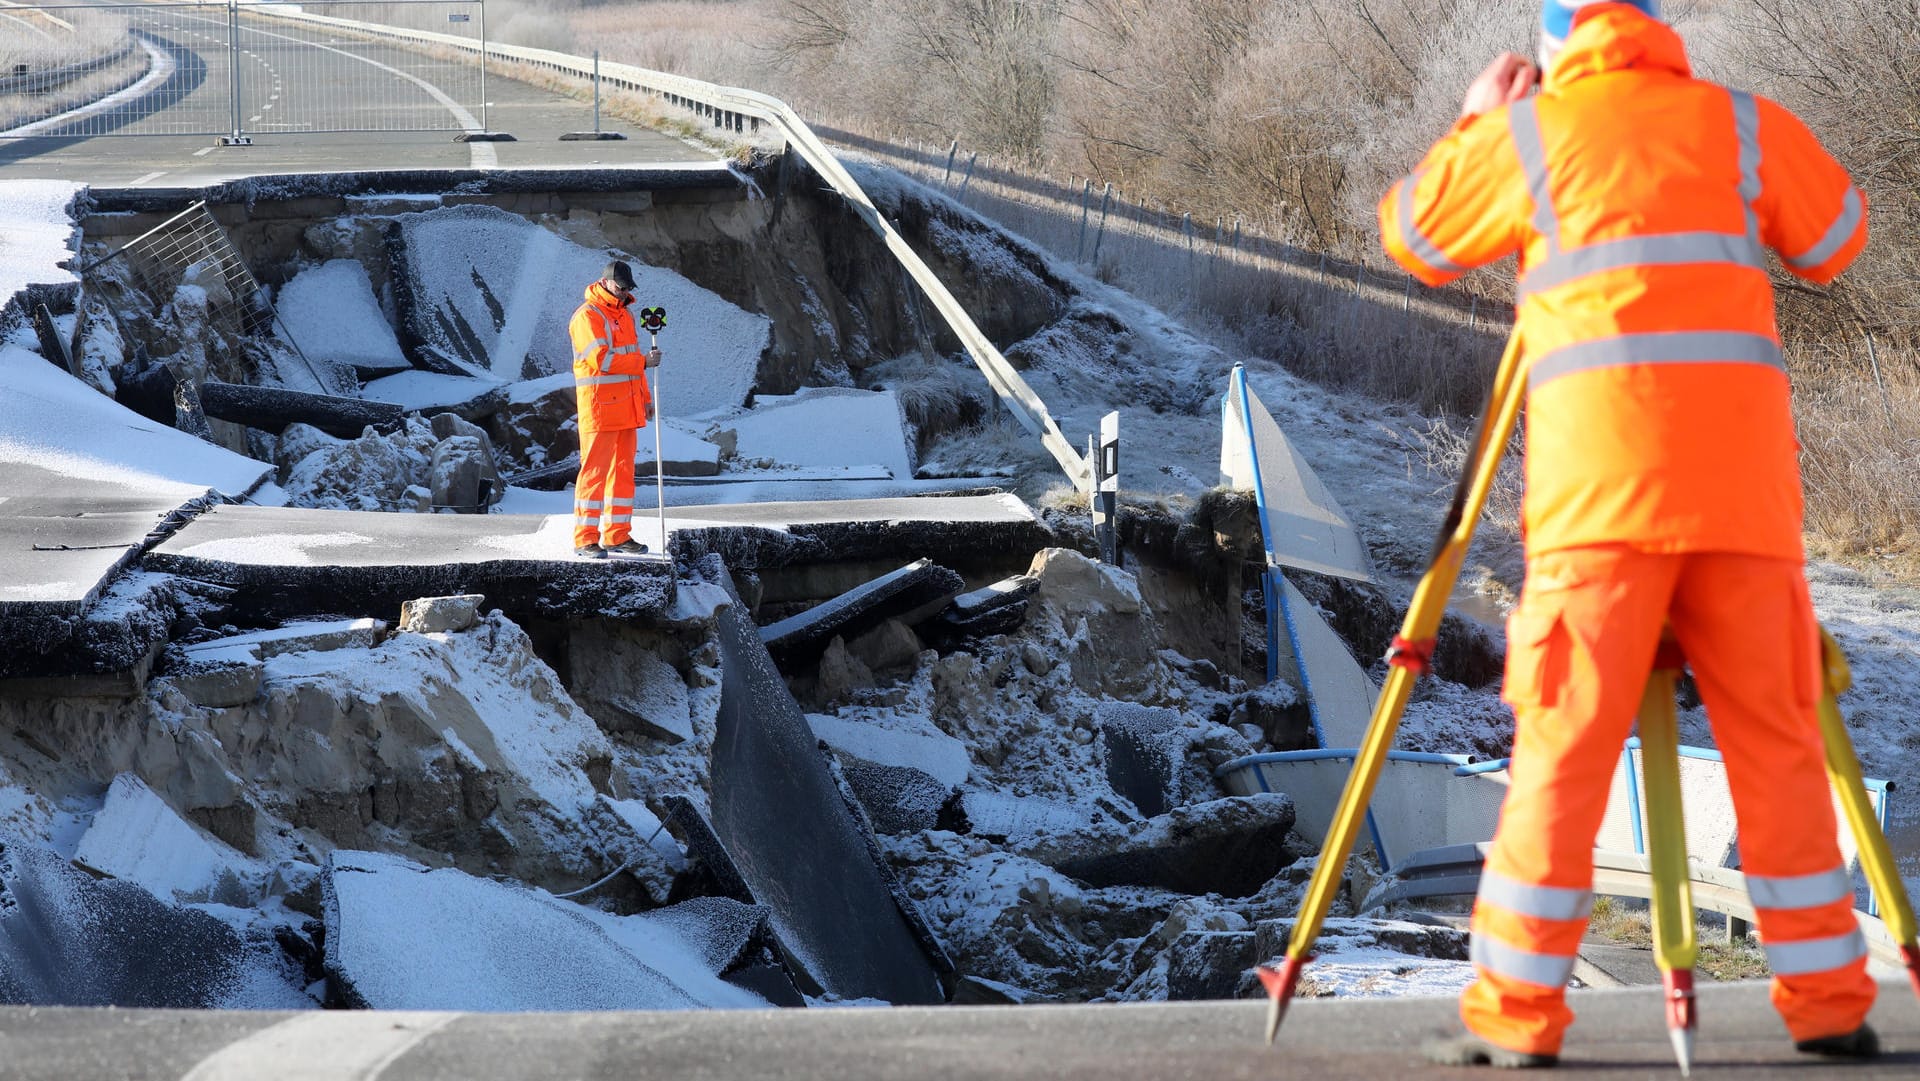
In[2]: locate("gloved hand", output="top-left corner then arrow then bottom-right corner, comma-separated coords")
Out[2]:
645,401 -> 656,421
647,347 -> 662,369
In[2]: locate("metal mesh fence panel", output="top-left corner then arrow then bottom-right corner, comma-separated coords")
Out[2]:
1,3 -> 232,137
233,2 -> 484,135
1,0 -> 484,138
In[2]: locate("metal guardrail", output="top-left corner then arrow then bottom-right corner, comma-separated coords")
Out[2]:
0,40 -> 135,95
1366,842 -> 1908,969
244,4 -> 1096,492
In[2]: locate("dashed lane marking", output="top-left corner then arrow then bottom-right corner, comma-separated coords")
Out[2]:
176,1012 -> 462,1081
129,171 -> 167,185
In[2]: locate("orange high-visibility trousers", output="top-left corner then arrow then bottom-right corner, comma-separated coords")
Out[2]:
572,427 -> 636,549
1464,544 -> 1876,1056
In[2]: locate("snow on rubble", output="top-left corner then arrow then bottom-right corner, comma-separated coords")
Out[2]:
394,203 -> 770,414
0,179 -> 82,326
0,343 -> 270,499
274,260 -> 410,377
322,850 -> 768,1012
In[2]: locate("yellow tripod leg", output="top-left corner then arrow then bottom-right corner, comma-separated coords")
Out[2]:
1259,330 -> 1528,1044
1639,658 -> 1699,1075
1815,628 -> 1920,1000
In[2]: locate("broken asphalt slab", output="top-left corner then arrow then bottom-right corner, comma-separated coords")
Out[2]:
760,559 -> 966,669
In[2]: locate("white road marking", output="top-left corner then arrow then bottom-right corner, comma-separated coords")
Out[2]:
0,36 -> 174,137
129,171 -> 167,185
176,1012 -> 461,1081
193,146 -> 215,156
228,18 -> 497,167
248,115 -> 261,123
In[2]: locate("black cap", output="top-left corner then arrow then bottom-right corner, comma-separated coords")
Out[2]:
603,259 -> 637,291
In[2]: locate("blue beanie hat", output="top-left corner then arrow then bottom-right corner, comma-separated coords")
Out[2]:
1541,0 -> 1661,55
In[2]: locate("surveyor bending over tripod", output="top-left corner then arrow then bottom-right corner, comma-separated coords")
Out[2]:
1378,0 -> 1876,1067
569,260 -> 661,559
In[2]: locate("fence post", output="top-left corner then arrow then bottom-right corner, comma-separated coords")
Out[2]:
1865,330 -> 1897,435
942,140 -> 958,189
1076,178 -> 1094,261
1182,212 -> 1195,280
223,0 -> 249,146
1469,294 -> 1478,330
1404,273 -> 1413,313
478,0 -> 490,133
1090,183 -> 1114,263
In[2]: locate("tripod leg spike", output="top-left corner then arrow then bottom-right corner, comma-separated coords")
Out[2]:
1664,968 -> 1697,1077
1257,957 -> 1307,1045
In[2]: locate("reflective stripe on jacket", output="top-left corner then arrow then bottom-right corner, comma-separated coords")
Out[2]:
1378,4 -> 1866,558
569,282 -> 652,435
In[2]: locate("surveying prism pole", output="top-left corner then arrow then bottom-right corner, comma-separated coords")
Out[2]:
638,306 -> 669,556
1091,411 -> 1120,567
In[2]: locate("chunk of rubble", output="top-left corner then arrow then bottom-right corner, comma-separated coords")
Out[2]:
832,757 -> 955,835
1096,702 -> 1194,818
1249,917 -> 1473,1000
0,842 -> 308,1008
927,574 -> 1039,643
567,621 -> 694,744
71,774 -> 256,906
399,594 -> 485,635
1024,548 -> 1169,697
721,387 -> 914,480
320,850 -> 771,1011
180,618 -> 385,667
274,259 -> 411,377
761,559 -> 966,669
1017,794 -> 1298,898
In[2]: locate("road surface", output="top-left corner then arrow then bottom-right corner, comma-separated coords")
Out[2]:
0,6 -> 713,184
2,980 -> 1917,1080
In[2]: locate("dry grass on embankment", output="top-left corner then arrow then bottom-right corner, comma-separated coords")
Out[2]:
1585,896 -> 1772,983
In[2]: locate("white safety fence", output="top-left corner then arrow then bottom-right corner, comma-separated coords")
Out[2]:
0,0 -> 484,139
1218,745 -> 1893,916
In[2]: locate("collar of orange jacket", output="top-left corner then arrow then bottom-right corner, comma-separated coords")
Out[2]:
1545,3 -> 1691,91
584,280 -> 630,311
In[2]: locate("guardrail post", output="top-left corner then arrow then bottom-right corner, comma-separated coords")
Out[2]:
1075,178 -> 1093,260
1090,411 -> 1120,567
1090,182 -> 1113,264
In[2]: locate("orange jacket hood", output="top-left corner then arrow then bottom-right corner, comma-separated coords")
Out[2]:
584,280 -> 630,311
1546,4 -> 1690,91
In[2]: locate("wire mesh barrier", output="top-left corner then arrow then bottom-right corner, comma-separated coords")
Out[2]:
0,0 -> 484,139
76,199 -> 330,389
804,119 -> 1518,338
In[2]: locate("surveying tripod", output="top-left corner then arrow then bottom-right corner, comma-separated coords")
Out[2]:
1255,331 -> 1920,1074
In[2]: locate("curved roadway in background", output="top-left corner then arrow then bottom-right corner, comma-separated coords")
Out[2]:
0,7 -> 714,182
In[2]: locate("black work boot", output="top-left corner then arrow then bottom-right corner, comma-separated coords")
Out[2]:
1424,1033 -> 1559,1069
604,539 -> 650,556
575,544 -> 607,560
1796,1023 -> 1880,1059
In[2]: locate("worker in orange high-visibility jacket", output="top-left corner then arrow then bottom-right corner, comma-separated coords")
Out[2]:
1379,0 -> 1877,1068
569,260 -> 659,559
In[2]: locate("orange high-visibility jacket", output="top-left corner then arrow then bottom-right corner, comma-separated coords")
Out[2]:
569,282 -> 652,435
1379,5 -> 1866,559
